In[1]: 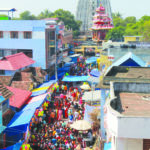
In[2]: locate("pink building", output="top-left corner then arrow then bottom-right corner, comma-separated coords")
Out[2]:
92,4 -> 113,42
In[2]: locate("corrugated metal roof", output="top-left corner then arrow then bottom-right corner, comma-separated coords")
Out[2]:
0,52 -> 35,70
0,20 -> 46,31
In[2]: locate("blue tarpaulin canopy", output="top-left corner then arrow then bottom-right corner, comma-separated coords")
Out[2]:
23,99 -> 44,111
86,57 -> 98,64
38,80 -> 56,88
31,89 -> 47,97
64,62 -> 74,67
7,109 -> 35,131
58,67 -> 70,72
2,140 -> 24,150
50,72 -> 66,80
90,68 -> 100,77
104,142 -> 112,150
62,76 -> 89,82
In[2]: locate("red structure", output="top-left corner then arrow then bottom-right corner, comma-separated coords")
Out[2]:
92,4 -> 113,42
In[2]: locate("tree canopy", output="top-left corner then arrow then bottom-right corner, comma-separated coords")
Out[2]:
16,9 -> 81,37
106,13 -> 150,41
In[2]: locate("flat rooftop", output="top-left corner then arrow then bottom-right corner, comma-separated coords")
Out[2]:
104,67 -> 150,85
113,68 -> 150,79
111,92 -> 150,117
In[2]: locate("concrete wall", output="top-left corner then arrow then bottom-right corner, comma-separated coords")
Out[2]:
115,138 -> 143,150
113,82 -> 150,93
118,117 -> 150,139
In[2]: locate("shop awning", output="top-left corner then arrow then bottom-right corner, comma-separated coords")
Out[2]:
104,142 -> 112,150
62,76 -> 89,82
38,80 -> 56,88
58,66 -> 70,72
7,109 -> 35,131
27,93 -> 47,104
82,90 -> 101,101
63,62 -> 74,67
31,89 -> 47,97
23,94 -> 47,111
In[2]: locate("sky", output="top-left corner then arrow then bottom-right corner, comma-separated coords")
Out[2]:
0,0 -> 150,19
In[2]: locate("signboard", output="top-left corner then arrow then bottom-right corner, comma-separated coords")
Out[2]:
46,25 -> 56,29
108,55 -> 114,61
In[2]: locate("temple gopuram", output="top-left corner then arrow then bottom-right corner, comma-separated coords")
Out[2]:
92,3 -> 113,43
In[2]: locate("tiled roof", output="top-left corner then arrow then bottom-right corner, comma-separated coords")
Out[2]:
0,52 -> 35,71
0,83 -> 13,102
0,76 -> 12,86
6,86 -> 32,109
11,81 -> 33,91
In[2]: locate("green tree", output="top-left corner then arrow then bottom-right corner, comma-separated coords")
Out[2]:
50,9 -> 81,37
105,26 -> 125,41
19,11 -> 37,20
124,16 -> 136,25
38,9 -> 53,19
142,21 -> 150,41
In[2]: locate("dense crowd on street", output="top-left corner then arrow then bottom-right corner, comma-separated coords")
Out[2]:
24,57 -> 98,150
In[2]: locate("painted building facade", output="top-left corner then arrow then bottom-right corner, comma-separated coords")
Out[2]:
0,20 -> 65,73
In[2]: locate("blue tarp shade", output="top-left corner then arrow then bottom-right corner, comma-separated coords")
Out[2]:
104,142 -> 112,150
90,69 -> 100,77
86,57 -> 98,64
38,80 -> 56,88
23,99 -> 44,111
31,89 -> 47,97
71,57 -> 77,63
62,76 -> 89,82
64,62 -> 74,67
58,67 -> 70,72
50,72 -> 66,80
7,109 -> 35,131
1,140 -> 24,150
69,51 -> 74,54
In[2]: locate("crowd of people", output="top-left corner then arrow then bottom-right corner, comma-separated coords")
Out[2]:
26,57 -> 98,150
28,81 -> 91,150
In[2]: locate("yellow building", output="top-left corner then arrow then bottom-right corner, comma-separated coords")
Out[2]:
74,45 -> 102,56
124,36 -> 143,43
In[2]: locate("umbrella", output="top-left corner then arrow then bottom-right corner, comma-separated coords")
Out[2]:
80,84 -> 91,90
70,120 -> 91,130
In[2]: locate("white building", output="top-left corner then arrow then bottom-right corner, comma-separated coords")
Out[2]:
105,81 -> 150,150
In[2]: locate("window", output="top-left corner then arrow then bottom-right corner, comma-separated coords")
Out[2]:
0,50 -> 4,57
51,47 -> 55,56
50,31 -> 55,40
24,32 -> 32,39
0,31 -> 3,38
10,31 -> 18,39
0,70 -> 5,75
